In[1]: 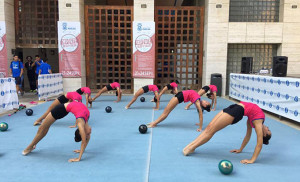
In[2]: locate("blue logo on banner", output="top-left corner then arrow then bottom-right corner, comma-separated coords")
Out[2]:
242,85 -> 245,89
247,86 -> 249,91
263,90 -> 267,94
270,79 -> 273,84
286,80 -> 290,86
1,91 -> 4,96
276,105 -> 280,110
0,79 -> 4,84
8,78 -> 11,82
257,99 -> 260,104
277,80 -> 281,85
238,75 -> 241,79
137,23 -> 142,31
242,76 -> 245,80
296,82 -> 300,87
263,101 -> 266,106
252,77 -> 255,81
285,107 -> 289,113
263,78 -> 266,83
269,103 -> 272,108
286,94 -> 289,100
251,87 -> 255,92
294,96 -> 299,102
247,77 -> 249,80
270,91 -> 273,96
294,111 -> 299,117
246,96 -> 249,100
257,88 -> 260,93
277,93 -> 281,98
257,77 -> 260,82
63,22 -> 67,30
242,95 -> 245,99
2,103 -> 5,108
251,98 -> 254,102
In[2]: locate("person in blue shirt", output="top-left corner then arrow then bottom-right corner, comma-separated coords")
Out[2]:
9,55 -> 24,95
39,60 -> 52,75
32,55 -> 43,88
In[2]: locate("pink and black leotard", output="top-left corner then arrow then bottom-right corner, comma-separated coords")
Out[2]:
175,90 -> 201,103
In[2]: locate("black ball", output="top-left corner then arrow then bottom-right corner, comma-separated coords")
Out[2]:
139,124 -> 148,134
140,97 -> 145,102
26,109 -> 33,116
105,106 -> 112,113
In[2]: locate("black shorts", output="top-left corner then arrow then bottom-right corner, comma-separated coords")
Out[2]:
142,86 -> 149,93
106,84 -> 113,91
57,95 -> 69,104
175,92 -> 184,103
76,88 -> 83,95
15,77 -> 21,85
202,86 -> 210,93
35,73 -> 39,80
223,104 -> 244,124
50,104 -> 69,120
166,84 -> 173,90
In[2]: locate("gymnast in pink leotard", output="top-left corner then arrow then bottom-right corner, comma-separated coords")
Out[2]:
148,90 -> 211,132
125,85 -> 160,110
76,87 -> 92,108
33,91 -> 82,126
91,82 -> 122,103
185,85 -> 218,111
23,101 -> 92,163
151,81 -> 179,101
183,101 -> 271,164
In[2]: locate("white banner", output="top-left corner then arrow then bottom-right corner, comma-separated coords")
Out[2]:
58,21 -> 81,77
38,73 -> 63,100
0,78 -> 19,113
229,73 -> 300,122
132,21 -> 155,78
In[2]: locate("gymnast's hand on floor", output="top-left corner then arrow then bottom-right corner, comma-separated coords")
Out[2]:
73,150 -> 80,153
240,159 -> 254,164
197,127 -> 202,132
230,149 -> 242,153
68,158 -> 80,162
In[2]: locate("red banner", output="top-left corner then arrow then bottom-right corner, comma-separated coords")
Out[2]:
0,22 -> 8,77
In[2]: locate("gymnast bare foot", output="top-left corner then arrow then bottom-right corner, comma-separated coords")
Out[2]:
22,145 -> 36,155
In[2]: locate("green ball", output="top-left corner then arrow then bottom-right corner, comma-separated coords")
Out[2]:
218,160 -> 233,175
0,122 -> 8,131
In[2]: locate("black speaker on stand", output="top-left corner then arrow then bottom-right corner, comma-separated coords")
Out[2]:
272,56 -> 288,77
241,57 -> 253,74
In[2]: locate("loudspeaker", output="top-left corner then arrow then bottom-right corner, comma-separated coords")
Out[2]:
241,57 -> 253,74
272,56 -> 288,77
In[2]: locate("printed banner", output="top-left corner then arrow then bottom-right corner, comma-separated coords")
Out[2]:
132,21 -> 155,78
0,78 -> 19,113
0,21 -> 8,77
58,21 -> 81,77
38,73 -> 63,100
229,73 -> 300,122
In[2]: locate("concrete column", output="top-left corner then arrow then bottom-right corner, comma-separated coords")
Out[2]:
0,0 -> 15,74
59,0 -> 86,93
133,0 -> 154,93
202,0 -> 229,96
278,0 -> 300,75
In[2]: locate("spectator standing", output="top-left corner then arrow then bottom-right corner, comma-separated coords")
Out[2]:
25,56 -> 37,92
39,60 -> 52,75
9,55 -> 24,96
32,55 -> 43,90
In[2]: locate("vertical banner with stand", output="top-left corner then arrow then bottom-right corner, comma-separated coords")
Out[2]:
132,21 -> 155,78
58,21 -> 81,77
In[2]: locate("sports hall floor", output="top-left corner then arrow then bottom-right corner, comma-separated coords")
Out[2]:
1,94 -> 300,182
